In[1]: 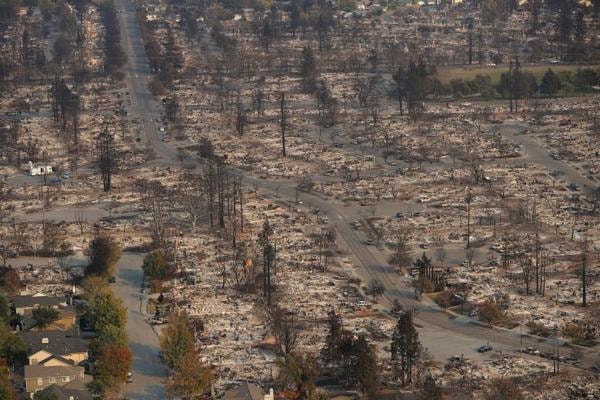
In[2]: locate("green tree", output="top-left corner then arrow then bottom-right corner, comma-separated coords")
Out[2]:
0,293 -> 10,322
90,323 -> 127,356
86,235 -> 121,277
166,350 -> 212,399
142,250 -> 171,280
0,361 -> 15,400
558,3 -> 572,44
32,307 -> 60,328
321,309 -> 343,366
81,275 -> 110,301
160,309 -> 195,369
539,69 -> 561,97
391,312 -> 420,386
352,335 -> 378,398
89,292 -> 127,333
0,323 -> 27,366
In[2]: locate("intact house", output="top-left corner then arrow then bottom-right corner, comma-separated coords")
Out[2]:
12,295 -> 65,316
20,330 -> 91,397
24,365 -> 86,396
22,305 -> 77,331
20,330 -> 89,366
34,383 -> 93,400
12,295 -> 77,331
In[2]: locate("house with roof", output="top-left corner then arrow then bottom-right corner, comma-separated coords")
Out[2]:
12,295 -> 65,316
12,295 -> 77,331
34,383 -> 93,400
24,364 -> 87,395
21,304 -> 78,331
20,330 -> 89,366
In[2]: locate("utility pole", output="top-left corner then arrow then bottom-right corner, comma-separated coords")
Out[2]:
465,187 -> 472,249
508,59 -> 514,113
581,234 -> 588,307
280,92 -> 286,157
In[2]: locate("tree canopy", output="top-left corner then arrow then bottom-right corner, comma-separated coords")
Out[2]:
160,309 -> 196,369
32,306 -> 60,328
85,235 -> 121,277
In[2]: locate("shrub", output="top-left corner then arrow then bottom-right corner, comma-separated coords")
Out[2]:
478,300 -> 503,325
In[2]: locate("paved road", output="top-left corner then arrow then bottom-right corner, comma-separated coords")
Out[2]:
113,254 -> 166,400
499,121 -> 598,197
113,0 -> 599,372
113,0 -> 169,397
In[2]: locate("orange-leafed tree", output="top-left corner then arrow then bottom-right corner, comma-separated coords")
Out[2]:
97,344 -> 132,388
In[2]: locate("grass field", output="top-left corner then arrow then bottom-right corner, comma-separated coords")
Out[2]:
436,64 -> 600,84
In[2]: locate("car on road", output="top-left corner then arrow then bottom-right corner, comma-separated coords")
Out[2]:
477,344 -> 493,353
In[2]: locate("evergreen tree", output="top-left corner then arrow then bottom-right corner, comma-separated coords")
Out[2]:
558,3 -> 572,44
300,47 -> 318,93
352,335 -> 378,398
540,69 -> 562,97
85,235 -> 121,277
391,312 -> 421,386
321,309 -> 343,366
575,9 -> 586,40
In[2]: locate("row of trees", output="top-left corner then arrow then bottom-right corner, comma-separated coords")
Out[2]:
99,0 -> 126,76
81,237 -> 132,396
0,262 -> 27,399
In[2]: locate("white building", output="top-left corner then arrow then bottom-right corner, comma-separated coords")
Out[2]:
28,161 -> 54,176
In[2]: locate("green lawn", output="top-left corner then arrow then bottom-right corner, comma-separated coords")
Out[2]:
436,64 -> 600,84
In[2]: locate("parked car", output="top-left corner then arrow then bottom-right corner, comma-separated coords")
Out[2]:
477,344 -> 493,353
